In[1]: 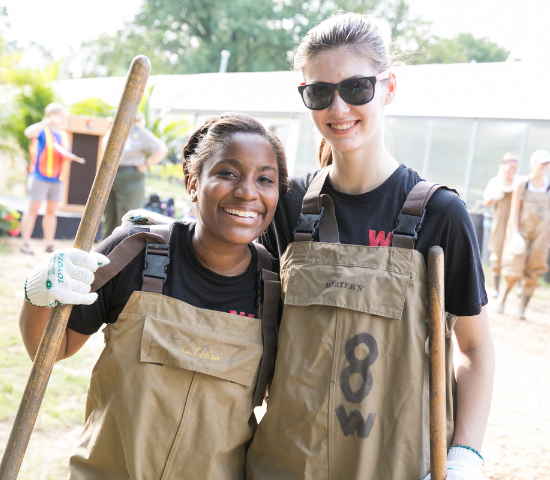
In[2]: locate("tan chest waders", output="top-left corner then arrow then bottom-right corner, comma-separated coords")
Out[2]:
502,181 -> 550,295
247,168 -> 457,480
489,191 -> 513,275
66,225 -> 280,480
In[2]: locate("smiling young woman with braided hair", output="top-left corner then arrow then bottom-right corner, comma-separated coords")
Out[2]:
246,12 -> 494,480
19,112 -> 288,479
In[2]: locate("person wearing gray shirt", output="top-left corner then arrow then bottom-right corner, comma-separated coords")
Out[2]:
102,112 -> 168,239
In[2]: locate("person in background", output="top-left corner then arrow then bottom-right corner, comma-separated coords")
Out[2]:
482,153 -> 520,297
496,149 -> 550,319
20,103 -> 85,255
101,111 -> 168,239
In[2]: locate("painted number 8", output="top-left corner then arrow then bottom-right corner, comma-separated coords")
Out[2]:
335,333 -> 378,439
339,332 -> 378,403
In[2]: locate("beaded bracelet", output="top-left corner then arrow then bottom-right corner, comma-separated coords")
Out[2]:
450,444 -> 484,465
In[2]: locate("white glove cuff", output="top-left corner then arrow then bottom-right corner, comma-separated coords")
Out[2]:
25,276 -> 56,307
448,445 -> 484,469
24,256 -> 58,307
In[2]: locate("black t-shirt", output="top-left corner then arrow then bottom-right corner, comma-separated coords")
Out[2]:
259,164 -> 487,318
68,222 -> 260,335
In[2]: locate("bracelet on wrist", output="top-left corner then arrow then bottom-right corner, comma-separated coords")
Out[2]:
450,444 -> 484,465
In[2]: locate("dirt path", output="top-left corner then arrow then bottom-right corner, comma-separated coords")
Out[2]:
482,288 -> 550,480
0,237 -> 549,479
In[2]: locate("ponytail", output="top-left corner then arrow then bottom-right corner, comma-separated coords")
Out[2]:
318,138 -> 333,168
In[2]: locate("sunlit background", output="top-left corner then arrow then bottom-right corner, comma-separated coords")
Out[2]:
0,2 -> 549,479
2,0 -> 549,211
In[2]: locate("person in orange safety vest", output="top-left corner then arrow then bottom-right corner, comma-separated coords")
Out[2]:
20,103 -> 85,255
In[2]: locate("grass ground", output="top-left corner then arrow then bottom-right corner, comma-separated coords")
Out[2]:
0,237 -> 549,479
0,237 -> 104,479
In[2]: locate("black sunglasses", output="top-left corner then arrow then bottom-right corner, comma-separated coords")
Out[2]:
298,70 -> 390,111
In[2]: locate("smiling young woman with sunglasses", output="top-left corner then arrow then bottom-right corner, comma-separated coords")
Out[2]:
246,12 -> 494,480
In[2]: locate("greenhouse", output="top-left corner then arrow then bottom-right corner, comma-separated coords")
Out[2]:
53,60 -> 550,208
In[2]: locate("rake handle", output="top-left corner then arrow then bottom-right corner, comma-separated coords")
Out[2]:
428,246 -> 447,480
0,55 -> 151,480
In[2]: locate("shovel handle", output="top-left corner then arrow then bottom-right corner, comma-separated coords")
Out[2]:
0,55 -> 151,480
427,246 -> 447,480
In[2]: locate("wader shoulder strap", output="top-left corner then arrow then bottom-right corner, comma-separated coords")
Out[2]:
141,224 -> 172,294
392,181 -> 457,249
255,242 -> 273,271
519,181 -> 528,200
294,166 -> 340,243
90,224 -> 172,293
253,243 -> 281,407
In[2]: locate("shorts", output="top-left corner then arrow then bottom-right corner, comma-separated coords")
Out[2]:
28,176 -> 64,203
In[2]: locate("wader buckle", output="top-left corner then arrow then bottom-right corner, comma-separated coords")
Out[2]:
294,209 -> 325,238
392,211 -> 426,242
143,243 -> 170,281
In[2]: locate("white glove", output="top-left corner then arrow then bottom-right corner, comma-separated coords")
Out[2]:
423,446 -> 485,480
24,248 -> 110,307
511,232 -> 526,255
491,187 -> 505,201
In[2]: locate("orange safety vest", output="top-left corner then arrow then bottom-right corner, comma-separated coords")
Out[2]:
29,126 -> 69,181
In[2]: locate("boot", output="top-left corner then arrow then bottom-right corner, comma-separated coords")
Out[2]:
494,285 -> 512,314
515,294 -> 531,320
490,274 -> 501,298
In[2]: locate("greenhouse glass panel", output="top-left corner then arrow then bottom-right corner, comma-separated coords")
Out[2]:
426,119 -> 473,194
468,121 -> 526,207
269,124 -> 289,148
294,117 -> 320,176
522,122 -> 550,175
386,117 -> 430,174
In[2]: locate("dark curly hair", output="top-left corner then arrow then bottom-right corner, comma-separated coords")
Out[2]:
182,112 -> 289,195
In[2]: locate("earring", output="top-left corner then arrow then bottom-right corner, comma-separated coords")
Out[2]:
190,191 -> 196,201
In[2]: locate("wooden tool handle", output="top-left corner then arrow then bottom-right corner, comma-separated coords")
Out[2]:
427,246 -> 447,480
0,55 -> 151,480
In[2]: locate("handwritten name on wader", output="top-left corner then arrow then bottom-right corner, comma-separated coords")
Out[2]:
325,281 -> 364,291
181,344 -> 223,361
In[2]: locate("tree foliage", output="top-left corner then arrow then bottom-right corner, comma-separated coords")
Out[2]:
78,0 -> 511,75
413,33 -> 510,64
79,0 -> 428,76
1,22 -> 59,163
70,97 -> 115,117
138,85 -> 192,161
2,64 -> 59,163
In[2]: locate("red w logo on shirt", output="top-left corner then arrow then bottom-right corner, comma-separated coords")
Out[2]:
369,230 -> 393,246
230,310 -> 255,318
